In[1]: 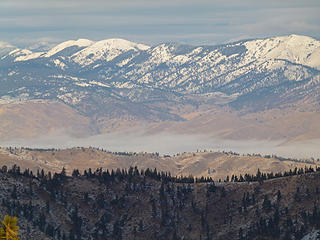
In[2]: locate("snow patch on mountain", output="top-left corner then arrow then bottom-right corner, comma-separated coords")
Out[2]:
72,38 -> 150,66
9,49 -> 32,57
57,92 -> 86,104
75,82 -> 91,87
89,81 -> 110,88
1,34 -> 319,110
243,34 -> 320,69
148,44 -> 174,64
8,71 -> 16,76
15,52 -> 45,62
53,59 -> 67,70
45,39 -> 94,57
117,56 -> 134,67
11,39 -> 94,62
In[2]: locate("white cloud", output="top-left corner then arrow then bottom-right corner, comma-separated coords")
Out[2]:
0,0 -> 319,47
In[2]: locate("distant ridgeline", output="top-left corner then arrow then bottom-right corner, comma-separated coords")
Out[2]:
5,146 -> 320,163
1,164 -> 320,239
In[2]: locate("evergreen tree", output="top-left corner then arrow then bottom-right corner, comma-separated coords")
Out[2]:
10,186 -> 17,200
0,215 -> 20,240
277,190 -> 281,202
262,195 -> 272,211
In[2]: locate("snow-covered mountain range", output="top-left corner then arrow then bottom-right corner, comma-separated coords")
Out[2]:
0,34 -> 319,120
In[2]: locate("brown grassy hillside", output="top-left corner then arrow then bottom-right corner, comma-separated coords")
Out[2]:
0,100 -> 96,141
1,100 -> 320,142
0,147 -> 318,180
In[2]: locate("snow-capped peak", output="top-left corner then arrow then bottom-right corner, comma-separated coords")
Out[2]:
72,38 -> 150,66
9,48 -> 32,57
92,38 -> 150,51
243,34 -> 320,69
7,48 -> 46,62
45,38 -> 94,57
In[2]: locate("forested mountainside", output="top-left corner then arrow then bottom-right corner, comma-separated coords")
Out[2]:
1,164 -> 320,240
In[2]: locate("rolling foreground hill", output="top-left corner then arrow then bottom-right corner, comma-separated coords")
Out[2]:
0,34 -> 320,143
0,147 -> 318,180
1,163 -> 320,239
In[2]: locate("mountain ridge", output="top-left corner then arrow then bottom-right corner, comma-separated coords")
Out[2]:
0,34 -> 319,142
0,146 -> 319,180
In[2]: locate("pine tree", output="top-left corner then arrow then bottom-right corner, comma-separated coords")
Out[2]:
10,186 -> 17,200
262,195 -> 272,211
0,215 -> 20,240
277,190 -> 281,202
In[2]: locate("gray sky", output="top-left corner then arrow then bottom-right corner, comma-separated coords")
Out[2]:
1,0 -> 319,48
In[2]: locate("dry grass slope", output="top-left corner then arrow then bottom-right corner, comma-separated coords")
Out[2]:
0,147 -> 318,180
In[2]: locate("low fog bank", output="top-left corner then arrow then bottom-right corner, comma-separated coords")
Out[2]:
1,131 -> 320,160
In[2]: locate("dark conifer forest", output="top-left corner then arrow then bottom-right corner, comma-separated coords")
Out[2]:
1,164 -> 320,239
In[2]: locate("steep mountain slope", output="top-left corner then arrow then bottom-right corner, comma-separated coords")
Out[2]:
0,35 -> 319,141
1,35 -> 319,107
71,38 -> 150,66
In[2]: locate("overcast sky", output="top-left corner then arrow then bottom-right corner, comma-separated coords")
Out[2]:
1,0 -> 319,48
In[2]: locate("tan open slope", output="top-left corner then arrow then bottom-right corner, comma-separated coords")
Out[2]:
1,99 -> 320,143
0,100 -> 96,141
146,104 -> 320,141
0,147 -> 318,180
